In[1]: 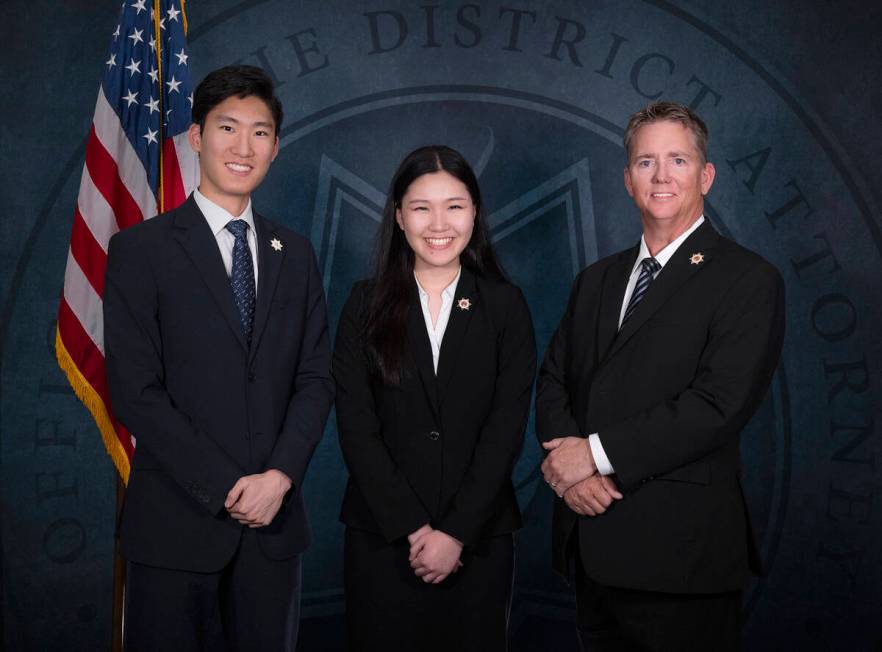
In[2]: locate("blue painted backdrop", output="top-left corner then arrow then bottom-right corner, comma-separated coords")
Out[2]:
2,1 -> 881,650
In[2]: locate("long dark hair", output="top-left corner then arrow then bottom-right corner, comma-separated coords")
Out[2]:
364,145 -> 504,385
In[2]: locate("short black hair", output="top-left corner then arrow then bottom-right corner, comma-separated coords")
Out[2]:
191,65 -> 283,136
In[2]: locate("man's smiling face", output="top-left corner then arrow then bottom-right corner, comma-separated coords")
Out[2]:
188,94 -> 279,216
624,120 -> 715,233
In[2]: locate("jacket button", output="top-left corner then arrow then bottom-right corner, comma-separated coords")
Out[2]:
427,430 -> 440,441
248,370 -> 256,382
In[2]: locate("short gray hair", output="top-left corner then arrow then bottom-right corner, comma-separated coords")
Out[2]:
623,101 -> 709,164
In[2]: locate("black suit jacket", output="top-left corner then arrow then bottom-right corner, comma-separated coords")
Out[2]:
333,268 -> 536,546
104,195 -> 334,572
536,221 -> 785,593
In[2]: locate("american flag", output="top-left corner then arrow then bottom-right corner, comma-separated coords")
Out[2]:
56,0 -> 199,483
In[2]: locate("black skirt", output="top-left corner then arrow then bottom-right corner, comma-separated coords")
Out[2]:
344,528 -> 515,652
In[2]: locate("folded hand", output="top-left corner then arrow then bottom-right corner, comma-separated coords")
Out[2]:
409,529 -> 464,584
563,475 -> 623,516
225,469 -> 292,527
541,436 -> 597,494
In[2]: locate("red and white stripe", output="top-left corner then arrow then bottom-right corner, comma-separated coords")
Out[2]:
57,85 -> 198,481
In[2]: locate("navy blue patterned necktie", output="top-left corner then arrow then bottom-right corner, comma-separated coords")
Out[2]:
225,220 -> 256,344
621,257 -> 661,327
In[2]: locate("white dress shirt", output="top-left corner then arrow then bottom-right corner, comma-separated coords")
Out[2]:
193,188 -> 259,292
415,268 -> 462,374
590,216 -> 706,475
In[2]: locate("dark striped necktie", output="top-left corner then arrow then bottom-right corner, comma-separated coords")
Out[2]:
225,219 -> 256,344
621,257 -> 661,327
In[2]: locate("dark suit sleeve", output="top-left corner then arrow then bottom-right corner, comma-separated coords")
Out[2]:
600,262 -> 785,491
333,285 -> 431,542
436,288 -> 537,546
104,229 -> 243,514
535,272 -> 587,442
267,244 -> 335,489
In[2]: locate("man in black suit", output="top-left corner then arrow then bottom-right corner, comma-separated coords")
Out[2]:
104,65 -> 334,651
537,101 -> 785,651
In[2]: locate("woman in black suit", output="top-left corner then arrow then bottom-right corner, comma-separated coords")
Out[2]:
333,145 -> 536,651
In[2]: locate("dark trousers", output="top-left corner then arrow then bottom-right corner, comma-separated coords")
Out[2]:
344,528 -> 514,652
575,555 -> 741,652
124,528 -> 301,652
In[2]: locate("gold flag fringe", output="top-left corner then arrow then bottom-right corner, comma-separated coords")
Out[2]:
55,326 -> 131,484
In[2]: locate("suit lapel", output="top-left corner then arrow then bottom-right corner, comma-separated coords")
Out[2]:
172,196 -> 248,352
248,214 -> 284,361
436,268 -> 476,407
406,286 -> 440,414
597,248 -> 637,362
608,220 -> 720,359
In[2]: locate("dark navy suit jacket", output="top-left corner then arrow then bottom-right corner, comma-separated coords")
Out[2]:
105,194 -> 334,572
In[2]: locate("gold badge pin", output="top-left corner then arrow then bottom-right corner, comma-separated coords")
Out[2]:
689,252 -> 704,265
456,297 -> 471,311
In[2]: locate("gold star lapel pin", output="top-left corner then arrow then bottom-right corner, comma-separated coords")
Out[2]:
689,252 -> 704,265
270,238 -> 283,252
456,297 -> 472,311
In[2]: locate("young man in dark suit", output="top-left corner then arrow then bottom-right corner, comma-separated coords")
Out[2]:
104,65 -> 334,651
537,101 -> 785,651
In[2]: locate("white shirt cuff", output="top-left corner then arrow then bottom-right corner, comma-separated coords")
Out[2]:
588,433 -> 615,476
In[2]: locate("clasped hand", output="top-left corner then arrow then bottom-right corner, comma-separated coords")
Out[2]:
407,524 -> 463,584
225,469 -> 292,528
541,436 -> 598,494
562,475 -> 623,516
541,436 -> 623,516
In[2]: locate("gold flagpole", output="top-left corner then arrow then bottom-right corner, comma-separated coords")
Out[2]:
111,475 -> 126,652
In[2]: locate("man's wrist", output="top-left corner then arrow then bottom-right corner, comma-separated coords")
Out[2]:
438,529 -> 464,548
267,468 -> 292,492
588,434 -> 615,475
